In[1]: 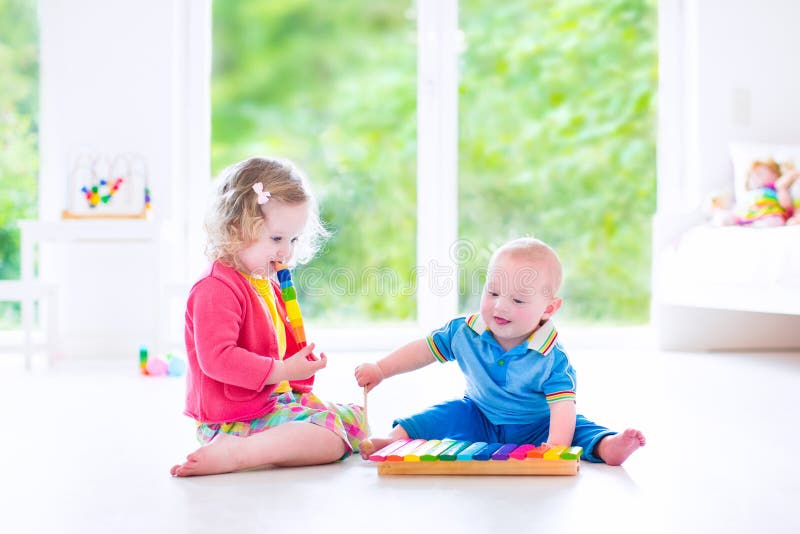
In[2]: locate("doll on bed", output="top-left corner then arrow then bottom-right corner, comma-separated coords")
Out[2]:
736,159 -> 788,227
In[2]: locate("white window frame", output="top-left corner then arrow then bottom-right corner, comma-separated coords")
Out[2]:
415,0 -> 459,331
183,0 -> 212,281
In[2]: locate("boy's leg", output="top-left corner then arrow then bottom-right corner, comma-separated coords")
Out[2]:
171,421 -> 347,477
393,397 -> 496,442
499,418 -> 551,446
573,414 -> 645,465
361,397 -> 496,459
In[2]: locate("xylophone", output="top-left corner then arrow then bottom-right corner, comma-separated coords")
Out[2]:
369,439 -> 582,476
273,262 -> 306,347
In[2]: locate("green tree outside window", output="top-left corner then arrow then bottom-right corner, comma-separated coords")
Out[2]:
459,0 -> 657,323
213,0 -> 656,325
0,0 -> 39,328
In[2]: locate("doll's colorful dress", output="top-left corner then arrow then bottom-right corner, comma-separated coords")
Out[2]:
737,185 -> 786,225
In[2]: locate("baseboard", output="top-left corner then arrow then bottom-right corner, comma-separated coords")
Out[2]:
654,303 -> 800,351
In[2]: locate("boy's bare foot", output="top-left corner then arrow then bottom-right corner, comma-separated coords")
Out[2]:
595,428 -> 646,466
359,437 -> 396,460
170,434 -> 246,477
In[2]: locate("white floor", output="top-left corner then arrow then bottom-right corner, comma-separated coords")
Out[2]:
2,341 -> 799,534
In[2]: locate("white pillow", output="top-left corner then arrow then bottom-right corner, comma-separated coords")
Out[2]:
729,142 -> 800,203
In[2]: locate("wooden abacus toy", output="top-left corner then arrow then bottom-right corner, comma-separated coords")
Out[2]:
273,262 -> 306,347
369,439 -> 582,476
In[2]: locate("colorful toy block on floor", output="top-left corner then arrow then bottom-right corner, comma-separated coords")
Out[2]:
139,346 -> 186,377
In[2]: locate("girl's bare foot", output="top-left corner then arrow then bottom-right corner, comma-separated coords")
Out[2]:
595,428 -> 646,466
170,434 -> 246,477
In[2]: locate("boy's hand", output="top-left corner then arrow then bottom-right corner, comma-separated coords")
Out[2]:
354,362 -> 384,392
271,343 -> 327,382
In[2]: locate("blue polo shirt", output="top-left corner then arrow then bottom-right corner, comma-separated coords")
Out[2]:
425,314 -> 576,425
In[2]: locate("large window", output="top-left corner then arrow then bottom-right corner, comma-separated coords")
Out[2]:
212,1 -> 417,324
0,0 -> 39,328
213,0 -> 657,327
457,0 -> 657,323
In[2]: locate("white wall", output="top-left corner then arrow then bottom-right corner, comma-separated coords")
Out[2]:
670,0 -> 800,212
37,0 -> 209,358
39,0 -> 172,220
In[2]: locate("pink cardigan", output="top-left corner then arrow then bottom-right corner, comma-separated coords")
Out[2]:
183,261 -> 313,424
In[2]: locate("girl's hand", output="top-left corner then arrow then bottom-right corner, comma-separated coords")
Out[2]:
271,343 -> 327,382
354,362 -> 384,392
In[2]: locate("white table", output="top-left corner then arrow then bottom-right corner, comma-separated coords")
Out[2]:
18,219 -> 164,369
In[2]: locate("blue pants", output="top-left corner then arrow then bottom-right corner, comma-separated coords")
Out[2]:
393,396 -> 615,463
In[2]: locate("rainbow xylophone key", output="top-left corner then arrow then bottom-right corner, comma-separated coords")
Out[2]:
369,439 -> 582,476
273,262 -> 306,347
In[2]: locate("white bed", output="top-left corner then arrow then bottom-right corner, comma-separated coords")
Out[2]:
653,224 -> 800,316
652,223 -> 800,350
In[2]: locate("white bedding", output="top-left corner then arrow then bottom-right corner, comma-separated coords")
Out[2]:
653,224 -> 800,315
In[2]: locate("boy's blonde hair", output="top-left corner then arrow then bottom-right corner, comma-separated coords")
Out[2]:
490,237 -> 563,296
204,156 -> 328,269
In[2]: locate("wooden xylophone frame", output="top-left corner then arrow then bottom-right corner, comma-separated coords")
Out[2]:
376,458 -> 579,476
370,439 -> 581,476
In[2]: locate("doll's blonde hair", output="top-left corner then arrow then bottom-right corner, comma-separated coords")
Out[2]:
490,237 -> 563,296
749,159 -> 780,177
204,156 -> 328,270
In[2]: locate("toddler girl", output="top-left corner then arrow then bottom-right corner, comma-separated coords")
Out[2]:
170,156 -> 367,477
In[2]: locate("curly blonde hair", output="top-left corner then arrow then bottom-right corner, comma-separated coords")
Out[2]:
749,159 -> 780,176
204,156 -> 328,270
